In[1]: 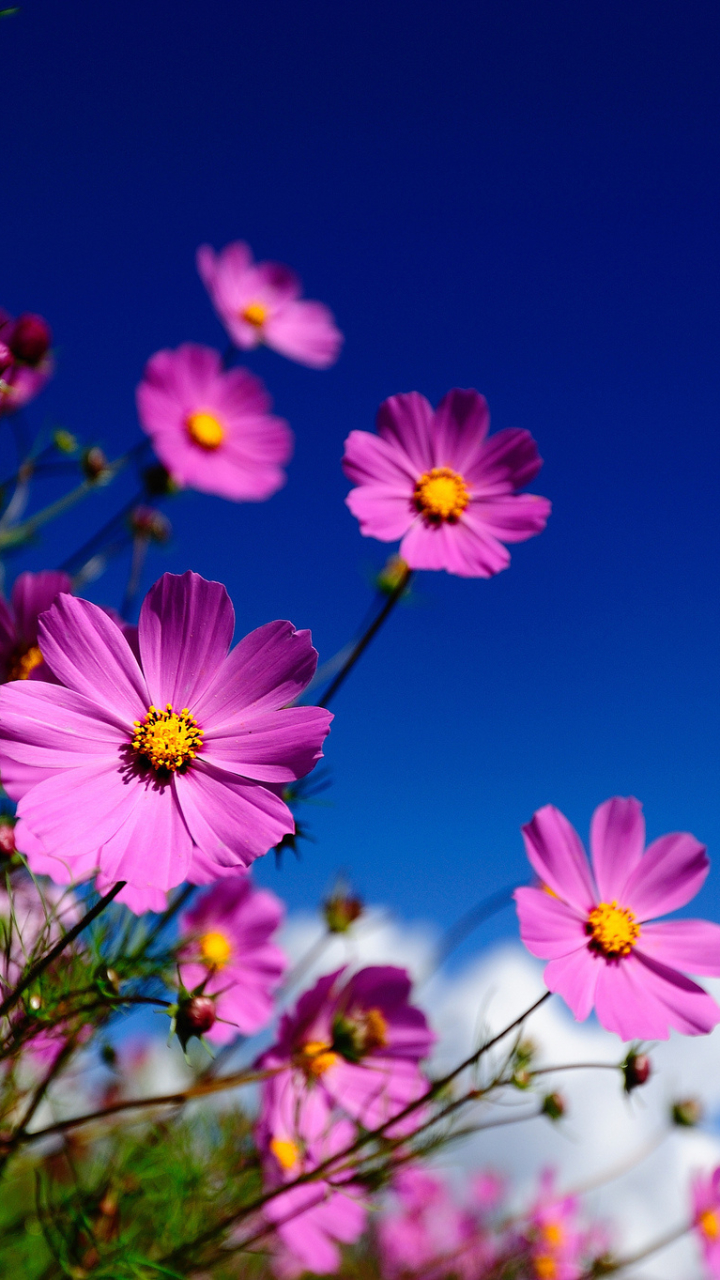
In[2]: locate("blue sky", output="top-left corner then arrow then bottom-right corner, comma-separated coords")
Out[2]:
2,0 -> 720,953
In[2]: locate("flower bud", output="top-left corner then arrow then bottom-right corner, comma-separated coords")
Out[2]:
0,821 -> 16,856
541,1091 -> 566,1121
9,313 -> 52,366
672,1097 -> 703,1127
623,1052 -> 651,1092
82,446 -> 111,482
324,888 -> 363,933
174,994 -> 216,1051
53,428 -> 78,454
377,554 -> 410,596
129,505 -> 171,543
143,462 -> 178,497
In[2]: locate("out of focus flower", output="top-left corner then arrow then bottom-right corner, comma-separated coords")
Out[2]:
0,871 -> 77,993
179,878 -> 287,1043
0,571 -> 332,912
692,1168 -> 720,1278
0,819 -> 15,856
129,505 -> 171,543
0,571 -> 71,683
0,309 -> 53,416
343,389 -> 550,577
323,884 -> 363,933
522,1172 -> 585,1280
515,796 -> 720,1039
136,343 -> 293,502
197,241 -> 343,369
257,966 -> 434,1141
379,1167 -> 495,1280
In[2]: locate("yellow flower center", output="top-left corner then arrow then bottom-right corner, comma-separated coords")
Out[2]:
270,1137 -> 299,1172
6,644 -> 44,682
534,1257 -> 557,1280
297,1040 -> 339,1078
586,900 -> 641,958
187,410 -> 225,450
363,1007 -> 389,1050
199,930 -> 232,969
700,1209 -> 720,1240
131,704 -> 203,777
541,1222 -> 564,1247
413,467 -> 470,523
242,301 -> 268,328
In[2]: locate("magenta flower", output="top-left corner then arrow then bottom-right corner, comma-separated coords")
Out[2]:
343,389 -> 551,578
692,1168 -> 720,1278
136,344 -> 293,502
178,877 -> 288,1043
379,1168 -> 493,1280
0,309 -> 54,417
257,966 -> 435,1140
515,797 -> 720,1039
0,571 -> 71,683
522,1172 -> 585,1280
197,241 -> 343,369
0,571 -> 332,912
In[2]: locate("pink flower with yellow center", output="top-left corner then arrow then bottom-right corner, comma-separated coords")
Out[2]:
693,1168 -> 720,1278
136,343 -> 293,501
179,877 -> 287,1043
515,797 -> 720,1039
0,571 -> 332,913
197,241 -> 343,369
343,389 -> 551,577
0,571 -> 71,684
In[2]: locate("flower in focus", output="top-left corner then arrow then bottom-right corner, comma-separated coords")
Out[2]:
257,966 -> 435,1141
0,309 -> 54,416
515,796 -> 720,1039
0,571 -> 72,683
0,571 -> 332,912
178,877 -> 287,1043
197,241 -> 343,369
136,344 -> 293,501
343,389 -> 551,577
692,1167 -> 720,1278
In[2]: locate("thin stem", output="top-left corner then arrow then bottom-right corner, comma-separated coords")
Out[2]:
318,566 -> 412,707
426,883 -> 517,978
278,928 -> 332,997
0,881 -> 125,1022
58,488 -> 144,573
581,1220 -> 690,1276
129,882 -> 195,962
121,532 -> 149,619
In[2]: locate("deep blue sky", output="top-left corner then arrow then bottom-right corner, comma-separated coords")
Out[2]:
2,0 -> 720,952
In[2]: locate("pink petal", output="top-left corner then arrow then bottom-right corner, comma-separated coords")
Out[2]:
622,831 -> 709,920
594,951 -> 720,1040
16,759 -> 146,865
589,796 -> 646,903
37,595 -> 148,724
514,886 -> 587,959
203,705 -> 331,782
400,518 -> 508,577
11,571 -> 71,644
431,389 -> 490,472
138,571 -> 234,711
521,805 -> 597,914
342,430 -> 418,488
637,920 -> 720,977
345,485 -> 414,541
96,779 -> 194,894
0,594 -> 16,658
192,620 -> 321,725
543,948 -> 600,1021
101,879 -> 168,913
468,427 -> 543,494
466,493 -> 551,543
175,762 -> 293,869
376,393 -> 435,475
264,299 -> 343,369
0,682 -> 127,799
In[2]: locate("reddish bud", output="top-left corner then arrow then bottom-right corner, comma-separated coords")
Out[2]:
129,505 -> 171,543
0,822 -> 15,856
82,446 -> 110,482
0,342 -> 12,373
672,1097 -> 703,1127
541,1091 -> 566,1121
9,313 -> 52,366
175,995 -> 216,1050
324,889 -> 363,933
623,1052 -> 651,1092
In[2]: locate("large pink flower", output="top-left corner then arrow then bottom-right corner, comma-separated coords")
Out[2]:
379,1168 -> 495,1280
692,1168 -> 720,1278
257,966 -> 435,1139
0,571 -> 332,912
515,797 -> 720,1039
197,241 -> 342,369
0,309 -> 54,417
178,877 -> 287,1043
136,344 -> 293,501
343,389 -> 551,578
0,571 -> 71,683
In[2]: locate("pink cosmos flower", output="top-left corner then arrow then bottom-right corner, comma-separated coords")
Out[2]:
197,241 -> 342,369
343,389 -> 551,577
0,309 -> 54,416
257,966 -> 435,1139
136,344 -> 293,502
178,877 -> 288,1044
522,1172 -> 585,1280
0,571 -> 71,683
515,797 -> 720,1040
0,571 -> 332,913
692,1168 -> 720,1278
379,1168 -> 495,1280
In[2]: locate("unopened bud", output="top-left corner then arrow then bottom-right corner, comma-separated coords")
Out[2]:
174,994 -> 216,1050
82,446 -> 110,482
129,505 -> 171,543
143,462 -> 178,497
10,313 -> 52,366
512,1068 -> 532,1090
514,1039 -> 537,1068
623,1052 -> 651,1093
53,428 -> 78,454
541,1091 -> 566,1121
0,342 -> 12,373
324,889 -> 363,933
0,821 -> 16,856
377,555 -> 410,596
672,1097 -> 703,1127
100,1043 -> 117,1068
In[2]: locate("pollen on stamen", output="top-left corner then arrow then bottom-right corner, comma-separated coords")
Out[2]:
131,704 -> 203,777
413,466 -> 470,524
586,900 -> 641,958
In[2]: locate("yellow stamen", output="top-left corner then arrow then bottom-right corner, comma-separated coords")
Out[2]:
534,1257 -> 557,1280
541,1222 -> 564,1247
131,704 -> 203,776
363,1007 -> 389,1051
6,644 -> 44,681
297,1040 -> 339,1077
187,410 -> 225,450
413,467 -> 469,523
199,930 -> 232,969
242,301 -> 268,328
586,901 -> 641,958
270,1138 -> 299,1171
700,1209 -> 720,1240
